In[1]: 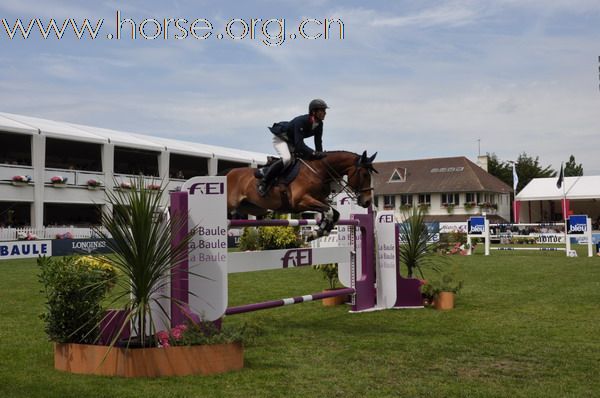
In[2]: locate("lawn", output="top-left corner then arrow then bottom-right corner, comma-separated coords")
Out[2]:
0,249 -> 599,398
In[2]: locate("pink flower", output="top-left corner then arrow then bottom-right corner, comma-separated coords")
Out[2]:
156,330 -> 170,347
171,324 -> 187,340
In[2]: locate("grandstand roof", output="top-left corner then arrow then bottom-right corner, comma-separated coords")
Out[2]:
0,111 -> 268,164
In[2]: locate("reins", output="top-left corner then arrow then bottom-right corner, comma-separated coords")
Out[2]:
299,155 -> 372,201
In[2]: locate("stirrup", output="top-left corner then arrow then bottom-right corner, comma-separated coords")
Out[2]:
257,181 -> 268,197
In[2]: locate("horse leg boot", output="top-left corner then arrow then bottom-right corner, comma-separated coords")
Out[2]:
257,159 -> 284,197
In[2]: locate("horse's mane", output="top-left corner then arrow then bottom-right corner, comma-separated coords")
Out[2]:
323,150 -> 360,157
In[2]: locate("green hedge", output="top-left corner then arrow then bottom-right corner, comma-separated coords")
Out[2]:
38,256 -> 116,343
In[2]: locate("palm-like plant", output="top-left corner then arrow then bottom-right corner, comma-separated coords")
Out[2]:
398,206 -> 440,279
94,177 -> 195,347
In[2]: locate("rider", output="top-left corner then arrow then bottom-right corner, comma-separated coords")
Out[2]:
257,99 -> 329,196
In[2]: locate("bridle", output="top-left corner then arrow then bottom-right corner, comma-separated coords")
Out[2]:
299,156 -> 374,201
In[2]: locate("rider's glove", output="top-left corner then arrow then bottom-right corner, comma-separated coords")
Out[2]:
312,151 -> 326,159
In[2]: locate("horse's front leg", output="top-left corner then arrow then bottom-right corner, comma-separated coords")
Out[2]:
295,195 -> 337,240
318,207 -> 340,236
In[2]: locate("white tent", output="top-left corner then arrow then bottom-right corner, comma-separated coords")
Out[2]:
515,176 -> 600,224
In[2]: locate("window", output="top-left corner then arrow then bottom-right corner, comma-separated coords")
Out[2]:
441,193 -> 459,205
418,194 -> 431,204
114,147 -> 159,176
389,168 -> 407,182
169,153 -> 209,179
383,195 -> 395,209
466,193 -> 476,203
46,138 -> 102,171
217,159 -> 249,175
0,132 -> 32,166
400,194 -> 413,206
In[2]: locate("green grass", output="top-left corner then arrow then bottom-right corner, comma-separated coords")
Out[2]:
1,250 -> 599,398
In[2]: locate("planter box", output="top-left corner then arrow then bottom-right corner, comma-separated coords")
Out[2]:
434,292 -> 455,310
54,342 -> 244,377
322,289 -> 348,306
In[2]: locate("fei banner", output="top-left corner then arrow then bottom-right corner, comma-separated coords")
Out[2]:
181,177 -> 228,322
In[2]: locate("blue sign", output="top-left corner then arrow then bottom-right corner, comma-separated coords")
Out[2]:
567,215 -> 587,235
468,217 -> 486,235
51,239 -> 115,256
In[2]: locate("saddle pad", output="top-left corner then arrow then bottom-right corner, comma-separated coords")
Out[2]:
253,160 -> 301,185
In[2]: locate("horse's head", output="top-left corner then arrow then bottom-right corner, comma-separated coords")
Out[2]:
348,151 -> 378,208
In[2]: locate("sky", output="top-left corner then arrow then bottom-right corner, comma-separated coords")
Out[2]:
1,0 -> 599,173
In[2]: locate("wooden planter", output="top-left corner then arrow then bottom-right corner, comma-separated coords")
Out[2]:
322,289 -> 348,306
434,292 -> 455,310
54,342 -> 243,377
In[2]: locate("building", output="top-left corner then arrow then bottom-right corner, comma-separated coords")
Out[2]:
372,156 -> 512,222
0,112 -> 268,229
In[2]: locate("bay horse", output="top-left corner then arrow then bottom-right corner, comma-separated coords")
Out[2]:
227,150 -> 377,238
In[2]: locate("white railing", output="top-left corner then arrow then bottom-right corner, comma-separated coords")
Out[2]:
0,226 -> 110,241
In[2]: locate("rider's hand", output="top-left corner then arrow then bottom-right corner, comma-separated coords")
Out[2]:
312,151 -> 326,159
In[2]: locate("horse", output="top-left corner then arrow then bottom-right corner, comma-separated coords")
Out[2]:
226,150 -> 377,238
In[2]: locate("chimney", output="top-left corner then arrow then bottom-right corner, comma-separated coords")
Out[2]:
477,155 -> 489,172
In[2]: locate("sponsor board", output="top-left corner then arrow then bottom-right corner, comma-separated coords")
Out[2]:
567,215 -> 587,235
468,217 -> 486,235
0,240 -> 52,260
182,177 -> 228,322
51,239 -> 115,256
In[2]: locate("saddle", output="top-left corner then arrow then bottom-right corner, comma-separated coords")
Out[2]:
254,157 -> 301,186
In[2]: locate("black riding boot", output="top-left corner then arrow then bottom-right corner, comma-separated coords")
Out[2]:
257,160 -> 284,196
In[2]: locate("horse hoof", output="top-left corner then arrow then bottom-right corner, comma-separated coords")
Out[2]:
306,231 -> 319,242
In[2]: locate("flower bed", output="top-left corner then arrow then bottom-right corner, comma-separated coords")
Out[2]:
50,176 -> 68,185
54,341 -> 243,377
87,179 -> 101,188
12,175 -> 32,184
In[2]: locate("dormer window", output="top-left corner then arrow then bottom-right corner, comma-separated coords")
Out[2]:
389,168 -> 407,183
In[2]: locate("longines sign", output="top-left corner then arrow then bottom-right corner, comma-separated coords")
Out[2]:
51,238 -> 115,256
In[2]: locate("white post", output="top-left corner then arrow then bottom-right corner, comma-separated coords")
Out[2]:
587,217 -> 593,257
484,218 -> 490,256
466,235 -> 472,255
565,218 -> 571,256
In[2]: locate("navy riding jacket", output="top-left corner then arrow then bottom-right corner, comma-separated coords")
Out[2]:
269,114 -> 323,158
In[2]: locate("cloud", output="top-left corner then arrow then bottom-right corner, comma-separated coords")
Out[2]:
370,2 -> 483,28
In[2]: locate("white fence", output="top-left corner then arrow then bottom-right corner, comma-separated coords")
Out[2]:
0,226 -> 109,241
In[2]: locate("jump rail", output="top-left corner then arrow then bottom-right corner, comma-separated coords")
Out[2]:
225,287 -> 355,315
467,215 -> 593,257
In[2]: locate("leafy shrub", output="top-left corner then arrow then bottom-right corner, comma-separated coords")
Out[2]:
258,226 -> 300,250
156,320 -> 263,347
313,263 -> 339,289
438,232 -> 467,252
422,265 -> 463,296
238,227 -> 260,251
38,255 -> 117,343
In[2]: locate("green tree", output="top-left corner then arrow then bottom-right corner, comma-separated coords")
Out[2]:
514,152 -> 556,192
486,152 -> 512,188
564,155 -> 583,176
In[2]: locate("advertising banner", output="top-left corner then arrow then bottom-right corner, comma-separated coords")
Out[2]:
181,177 -> 228,322
0,240 -> 52,260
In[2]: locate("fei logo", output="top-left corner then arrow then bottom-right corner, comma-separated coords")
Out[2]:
281,248 -> 313,268
468,217 -> 485,235
340,196 -> 352,205
188,182 -> 225,195
377,214 -> 394,223
567,215 -> 587,234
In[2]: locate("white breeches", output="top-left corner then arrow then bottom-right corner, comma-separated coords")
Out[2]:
273,136 -> 292,167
